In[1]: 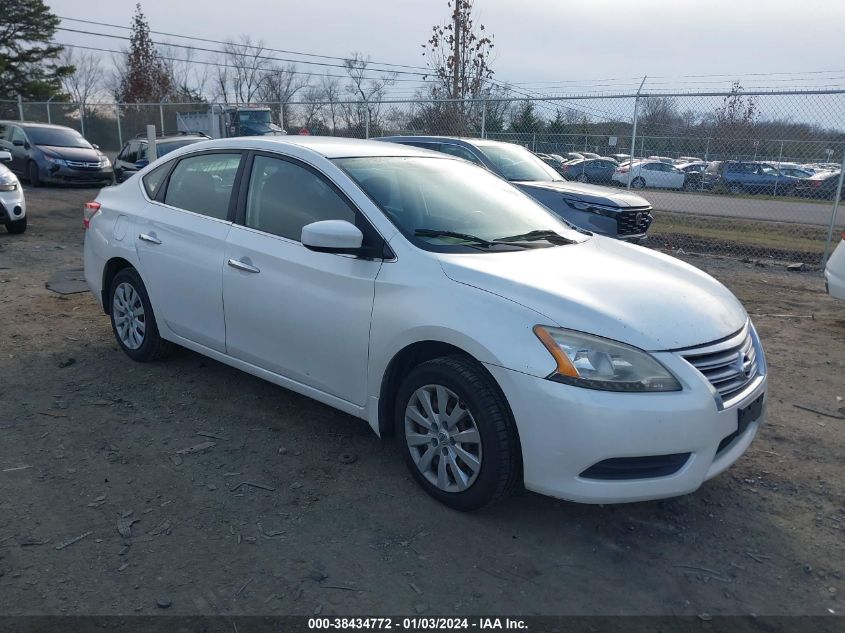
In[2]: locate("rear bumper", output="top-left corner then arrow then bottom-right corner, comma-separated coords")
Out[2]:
824,241 -> 845,301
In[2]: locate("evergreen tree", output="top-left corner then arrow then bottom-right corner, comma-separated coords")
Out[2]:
510,101 -> 543,134
0,0 -> 73,100
116,4 -> 172,103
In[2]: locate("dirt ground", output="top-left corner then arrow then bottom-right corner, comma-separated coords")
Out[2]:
0,186 -> 843,617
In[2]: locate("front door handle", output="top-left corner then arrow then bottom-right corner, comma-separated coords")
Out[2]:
227,258 -> 260,274
138,233 -> 162,245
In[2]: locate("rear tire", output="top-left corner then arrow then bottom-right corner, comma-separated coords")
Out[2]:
576,173 -> 589,183
728,183 -> 743,195
631,177 -> 646,189
395,355 -> 521,511
27,161 -> 41,187
109,268 -> 172,362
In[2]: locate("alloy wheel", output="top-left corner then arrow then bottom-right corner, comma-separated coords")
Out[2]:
404,384 -> 483,493
112,282 -> 146,350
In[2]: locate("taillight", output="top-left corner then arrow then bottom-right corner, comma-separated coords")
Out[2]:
810,180 -> 822,188
618,166 -> 629,173
83,201 -> 101,229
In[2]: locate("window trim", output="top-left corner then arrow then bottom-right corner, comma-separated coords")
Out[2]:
234,149 -> 393,260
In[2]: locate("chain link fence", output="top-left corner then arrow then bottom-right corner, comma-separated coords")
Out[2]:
2,89 -> 844,266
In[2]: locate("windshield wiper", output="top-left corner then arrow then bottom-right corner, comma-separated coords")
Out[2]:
414,228 -> 513,249
494,229 -> 577,245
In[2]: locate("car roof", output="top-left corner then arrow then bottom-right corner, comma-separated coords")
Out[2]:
0,121 -> 79,131
174,136 -> 449,159
377,135 -> 531,151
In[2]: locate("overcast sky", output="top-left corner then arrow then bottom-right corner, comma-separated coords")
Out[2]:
46,0 -> 845,97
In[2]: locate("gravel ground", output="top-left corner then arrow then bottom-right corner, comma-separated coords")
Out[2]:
0,186 -> 843,617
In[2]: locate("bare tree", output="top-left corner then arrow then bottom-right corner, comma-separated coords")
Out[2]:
161,44 -> 208,102
256,63 -> 308,130
320,74 -> 342,135
343,52 -> 396,136
422,0 -> 495,101
60,47 -> 103,105
217,35 -> 272,103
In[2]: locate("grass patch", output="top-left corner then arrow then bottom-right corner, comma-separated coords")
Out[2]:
649,212 -> 830,261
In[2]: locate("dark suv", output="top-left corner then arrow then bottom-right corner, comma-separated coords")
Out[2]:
0,122 -> 113,186
113,132 -> 210,182
377,136 -> 653,241
703,161 -> 800,195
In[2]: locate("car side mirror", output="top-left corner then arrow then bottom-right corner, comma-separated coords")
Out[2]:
301,220 -> 363,255
92,144 -> 100,150
12,139 -> 24,147
0,150 -> 11,163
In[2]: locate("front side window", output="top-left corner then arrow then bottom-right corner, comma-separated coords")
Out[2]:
163,153 -> 241,220
439,144 -> 483,165
474,142 -> 562,182
335,156 -> 583,252
10,128 -> 27,144
245,155 -> 355,241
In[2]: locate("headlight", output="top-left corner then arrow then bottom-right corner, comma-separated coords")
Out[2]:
0,173 -> 17,191
533,326 -> 681,392
99,156 -> 111,167
44,155 -> 66,166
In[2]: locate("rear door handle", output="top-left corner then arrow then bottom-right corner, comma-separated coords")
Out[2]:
227,258 -> 260,274
138,233 -> 162,245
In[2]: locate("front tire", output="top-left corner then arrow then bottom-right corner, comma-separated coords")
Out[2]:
109,268 -> 172,362
5,216 -> 26,234
395,356 -> 521,511
27,162 -> 41,187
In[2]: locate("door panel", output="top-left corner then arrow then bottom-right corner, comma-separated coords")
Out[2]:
135,205 -> 231,351
222,153 -> 383,406
223,229 -> 381,404
133,151 -> 243,352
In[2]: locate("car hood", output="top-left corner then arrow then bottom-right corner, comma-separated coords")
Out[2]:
37,145 -> 100,161
514,180 -> 651,208
438,237 -> 746,351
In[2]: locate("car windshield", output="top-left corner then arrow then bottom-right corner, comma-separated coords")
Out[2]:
474,142 -> 563,182
238,110 -> 271,124
27,127 -> 90,148
334,156 -> 584,252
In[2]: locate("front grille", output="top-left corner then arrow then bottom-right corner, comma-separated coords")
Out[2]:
616,208 -> 653,236
680,325 -> 758,403
66,160 -> 104,169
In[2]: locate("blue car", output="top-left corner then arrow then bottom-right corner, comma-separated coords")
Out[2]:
703,161 -> 801,195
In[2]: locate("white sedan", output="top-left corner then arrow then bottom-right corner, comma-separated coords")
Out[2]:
612,159 -> 686,190
83,137 -> 767,510
0,150 -> 26,233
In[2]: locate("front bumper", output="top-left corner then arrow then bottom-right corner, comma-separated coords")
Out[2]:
40,163 -> 113,185
486,354 -> 767,504
0,186 -> 26,223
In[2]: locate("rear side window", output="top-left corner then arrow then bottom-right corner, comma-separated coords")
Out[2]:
164,153 -> 241,220
244,155 -> 355,241
142,162 -> 169,198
